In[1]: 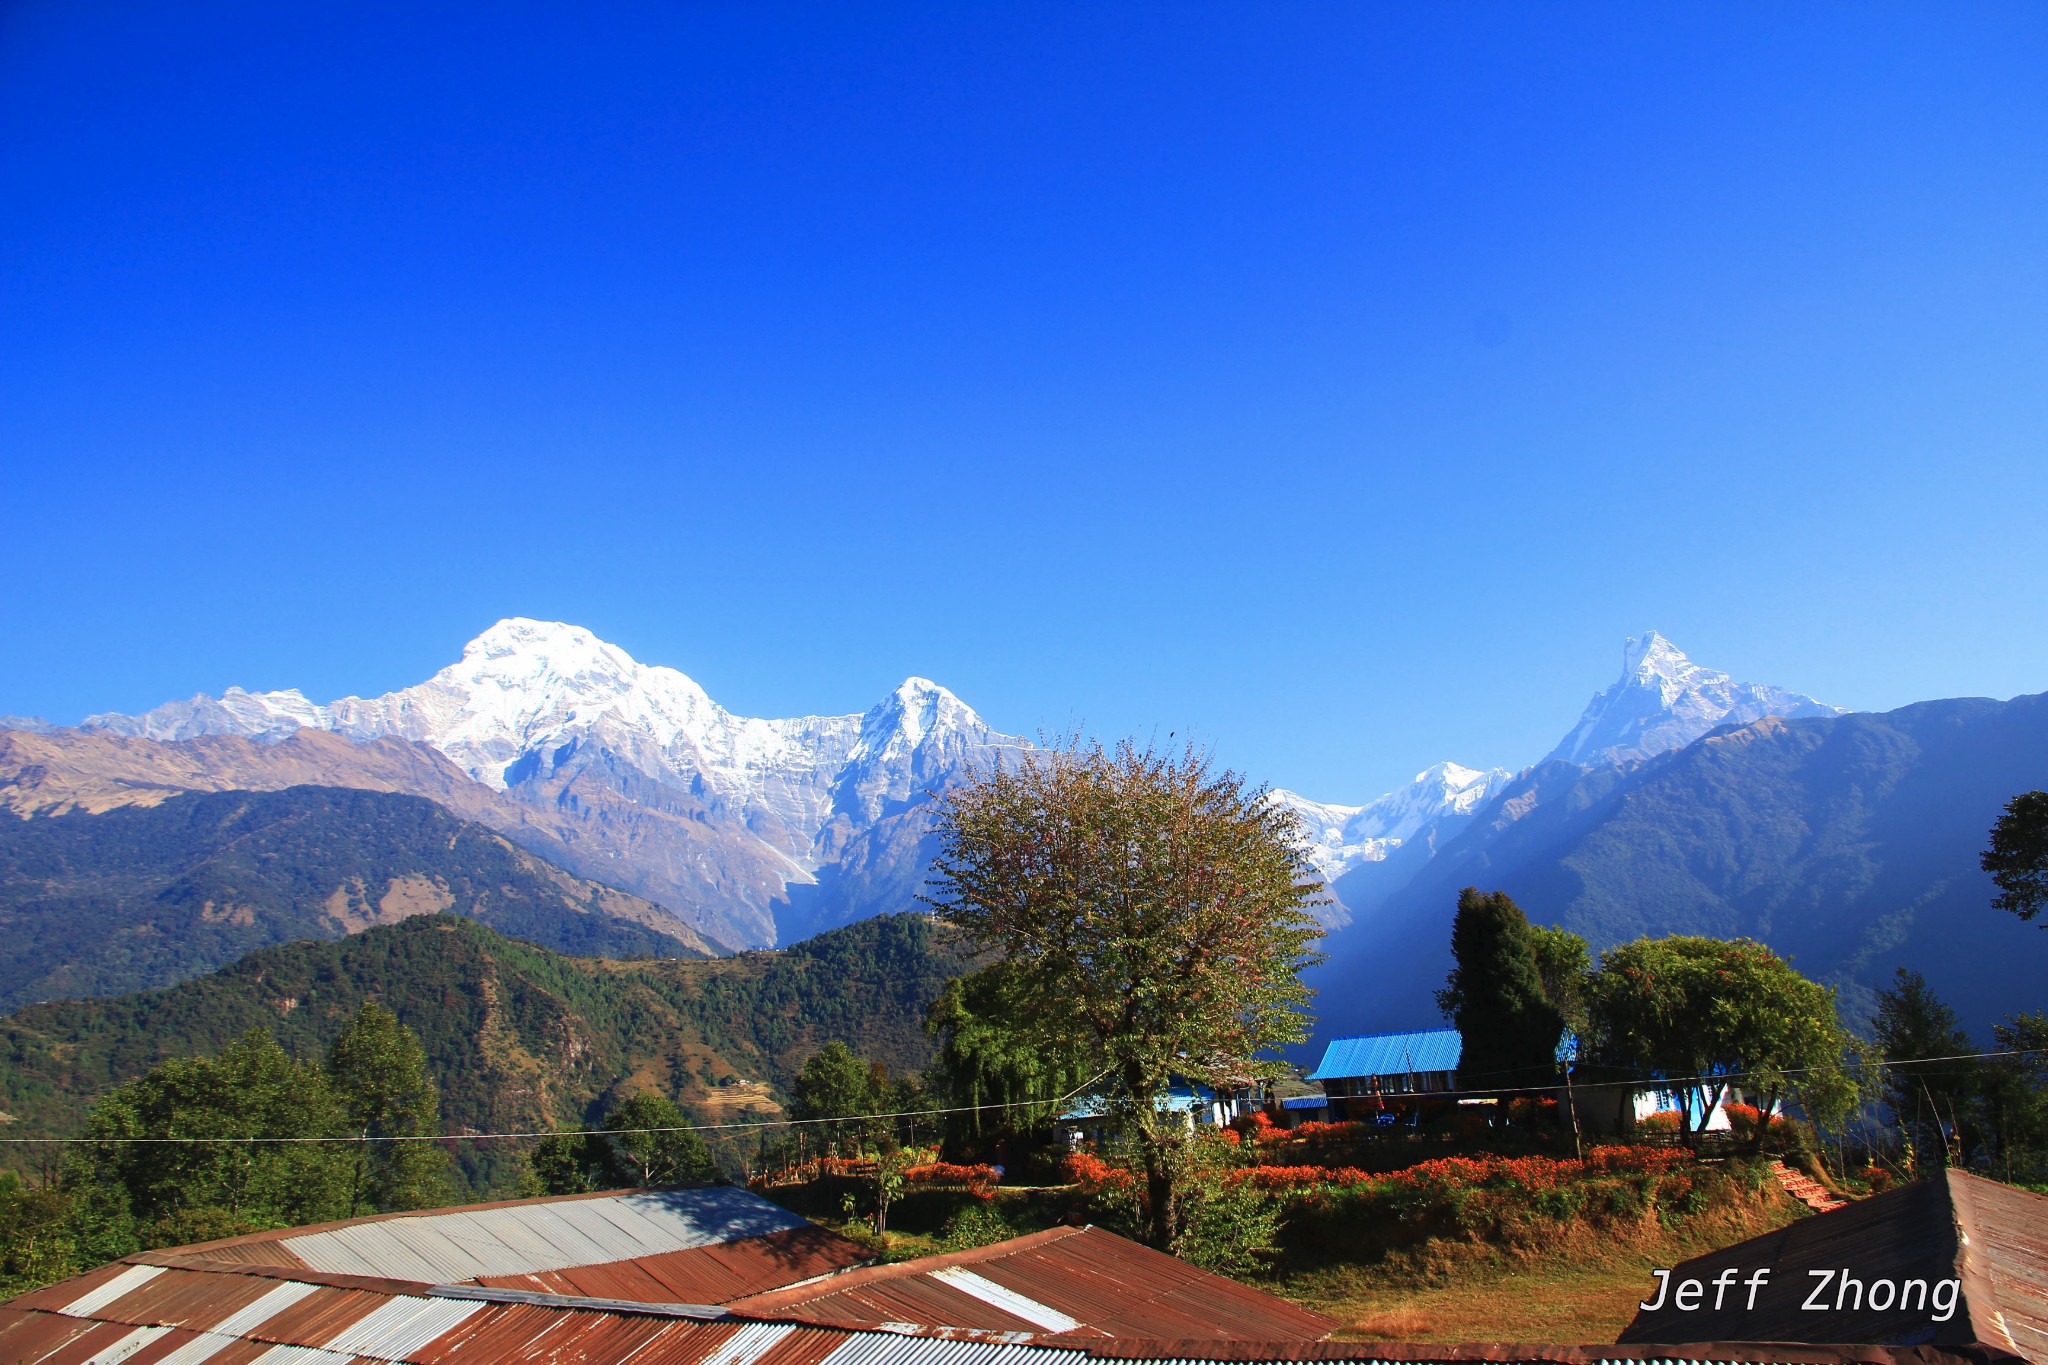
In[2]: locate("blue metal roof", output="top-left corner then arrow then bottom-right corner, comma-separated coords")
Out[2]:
1307,1028 -> 1462,1082
1280,1095 -> 1329,1110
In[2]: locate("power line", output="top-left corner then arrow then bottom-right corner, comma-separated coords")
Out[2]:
0,1070 -> 1114,1147
2,1048 -> 2039,1147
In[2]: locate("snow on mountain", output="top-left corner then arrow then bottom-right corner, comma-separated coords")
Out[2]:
1544,630 -> 1845,768
1268,633 -> 1831,921
80,619 -> 1021,947
66,624 -> 1843,949
1271,762 -> 1514,885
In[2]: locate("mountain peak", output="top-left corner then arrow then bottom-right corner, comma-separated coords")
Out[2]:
1548,634 -> 1843,769
1622,630 -> 1690,680
463,617 -> 599,658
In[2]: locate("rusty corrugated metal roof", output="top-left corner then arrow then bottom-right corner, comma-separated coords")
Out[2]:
0,1260 -> 2027,1365
474,1225 -> 871,1305
1620,1171 -> 2047,1363
3,1182 -> 2034,1365
1947,1170 -> 2048,1363
725,1227 -> 1340,1343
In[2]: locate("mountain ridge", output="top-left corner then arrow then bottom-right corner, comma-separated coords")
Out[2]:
0,784 -> 720,1012
0,911 -> 968,1191
71,619 -> 1024,947
21,623 -> 1850,950
1309,690 -> 2048,1045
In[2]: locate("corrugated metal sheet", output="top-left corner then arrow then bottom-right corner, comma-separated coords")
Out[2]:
727,1228 -> 1338,1344
1620,1176 -> 1987,1351
240,1287 -> 387,1348
70,1267 -> 281,1333
927,1271 -> 1079,1335
242,1346 -> 356,1365
149,1329 -> 254,1365
210,1283 -> 325,1338
78,1323 -> 173,1363
1307,1031 -> 1462,1082
61,1265 -> 169,1317
282,1188 -> 810,1284
316,1295 -> 482,1358
1279,1096 -> 1328,1111
992,1229 -> 1335,1343
473,1224 -> 872,1305
698,1321 -> 801,1365
0,1307 -> 101,1362
1947,1168 -> 2048,1362
4,1258 -> 2024,1365
414,1302 -> 739,1363
815,1334 -> 1074,1365
38,1318 -> 160,1365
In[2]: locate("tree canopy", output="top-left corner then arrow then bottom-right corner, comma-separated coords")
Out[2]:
1435,889 -> 1565,1092
925,962 -> 1090,1149
926,737 -> 1325,1249
1983,790 -> 2048,926
327,1002 -> 449,1217
1589,935 -> 1853,1141
525,1091 -> 718,1195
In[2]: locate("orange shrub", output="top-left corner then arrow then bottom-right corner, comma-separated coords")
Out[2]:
1636,1110 -> 1681,1135
1291,1119 -> 1369,1144
904,1162 -> 1000,1196
1061,1150 -> 1137,1196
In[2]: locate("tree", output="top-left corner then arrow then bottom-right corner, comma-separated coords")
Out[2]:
78,1029 -> 351,1238
326,1003 -> 450,1216
1590,936 -> 1854,1145
926,737 -> 1325,1251
1983,791 -> 2048,926
1528,923 -> 1593,1039
1872,969 -> 1979,1167
601,1093 -> 718,1186
926,963 -> 1090,1148
525,1130 -> 604,1197
1435,890 -> 1564,1094
790,1042 -> 890,1155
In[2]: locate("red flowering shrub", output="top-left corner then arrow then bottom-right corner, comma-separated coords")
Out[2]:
1290,1120 -> 1369,1144
904,1162 -> 1000,1197
1720,1102 -> 1768,1137
1225,1164 -> 1375,1192
1637,1110 -> 1681,1135
1061,1150 -> 1137,1197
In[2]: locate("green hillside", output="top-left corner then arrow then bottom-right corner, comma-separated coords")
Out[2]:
0,911 -> 967,1185
1317,692 -> 2048,1040
0,785 -> 718,1011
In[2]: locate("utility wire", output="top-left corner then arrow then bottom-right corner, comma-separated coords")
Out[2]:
0,1070 -> 1114,1147
0,1048 -> 2039,1147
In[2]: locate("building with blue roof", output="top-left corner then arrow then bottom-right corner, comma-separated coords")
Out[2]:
1306,1028 -> 1462,1121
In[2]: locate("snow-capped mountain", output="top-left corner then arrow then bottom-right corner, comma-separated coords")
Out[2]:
1545,630 -> 1845,768
81,619 -> 1022,948
1267,631 -> 1840,927
1270,762 -> 1513,886
58,623 -> 1845,952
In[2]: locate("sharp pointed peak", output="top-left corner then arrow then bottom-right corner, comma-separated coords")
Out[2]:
1621,630 -> 1697,680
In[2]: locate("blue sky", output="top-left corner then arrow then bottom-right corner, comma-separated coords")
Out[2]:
4,3 -> 2045,801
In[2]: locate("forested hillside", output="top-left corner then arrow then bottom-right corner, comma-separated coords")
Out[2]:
1314,692 -> 2048,1041
0,785 -> 719,1010
0,912 -> 967,1184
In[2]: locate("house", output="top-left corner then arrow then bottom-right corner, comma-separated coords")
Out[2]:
1306,1028 -> 1462,1123
1057,1078 -> 1260,1143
